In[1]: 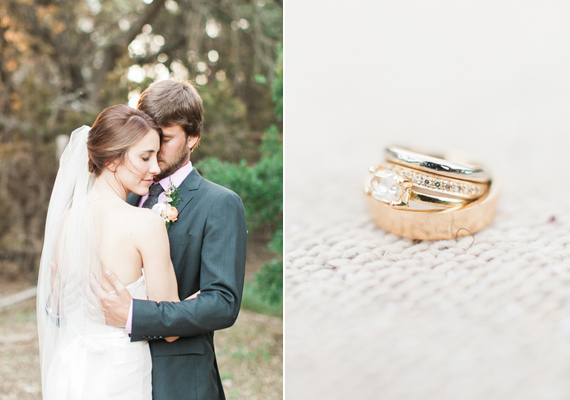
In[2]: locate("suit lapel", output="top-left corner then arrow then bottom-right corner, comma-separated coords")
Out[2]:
173,168 -> 203,216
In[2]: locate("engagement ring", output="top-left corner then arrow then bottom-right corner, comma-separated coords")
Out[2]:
365,146 -> 497,240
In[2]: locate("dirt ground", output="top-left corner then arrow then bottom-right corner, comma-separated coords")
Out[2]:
0,283 -> 282,400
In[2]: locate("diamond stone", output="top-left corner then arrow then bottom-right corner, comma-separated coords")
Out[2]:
370,170 -> 403,203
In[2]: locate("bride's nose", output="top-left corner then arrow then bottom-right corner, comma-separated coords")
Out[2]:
149,158 -> 161,176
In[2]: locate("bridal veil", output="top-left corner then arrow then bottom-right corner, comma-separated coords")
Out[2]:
36,125 -> 105,393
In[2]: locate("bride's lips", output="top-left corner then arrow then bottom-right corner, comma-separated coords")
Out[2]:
142,179 -> 153,186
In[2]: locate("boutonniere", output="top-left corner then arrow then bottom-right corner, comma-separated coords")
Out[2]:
152,180 -> 181,230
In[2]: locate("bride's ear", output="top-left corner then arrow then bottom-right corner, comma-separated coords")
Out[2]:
106,159 -> 119,173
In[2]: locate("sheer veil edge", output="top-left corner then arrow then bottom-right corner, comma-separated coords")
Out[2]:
36,125 -> 105,391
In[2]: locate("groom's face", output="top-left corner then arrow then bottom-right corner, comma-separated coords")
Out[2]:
154,125 -> 199,181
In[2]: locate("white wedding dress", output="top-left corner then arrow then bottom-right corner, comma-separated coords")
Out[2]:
42,275 -> 151,400
36,126 -> 152,399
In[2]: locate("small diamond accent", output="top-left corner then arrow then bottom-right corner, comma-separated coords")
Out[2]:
380,164 -> 485,199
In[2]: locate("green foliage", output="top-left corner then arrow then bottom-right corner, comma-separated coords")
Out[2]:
252,45 -> 283,310
267,226 -> 283,255
194,79 -> 257,163
246,225 -> 283,309
272,46 -> 283,122
241,280 -> 283,318
254,74 -> 268,85
196,127 -> 282,233
259,124 -> 282,157
252,259 -> 283,304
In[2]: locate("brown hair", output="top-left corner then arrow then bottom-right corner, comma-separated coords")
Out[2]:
137,80 -> 204,150
87,104 -> 161,176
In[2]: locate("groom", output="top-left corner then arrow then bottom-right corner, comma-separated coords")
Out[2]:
94,80 -> 247,400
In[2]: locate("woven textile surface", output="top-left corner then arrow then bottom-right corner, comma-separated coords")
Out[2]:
285,2 -> 570,398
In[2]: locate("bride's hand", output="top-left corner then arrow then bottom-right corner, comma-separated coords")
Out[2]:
49,262 -> 59,294
48,262 -> 62,313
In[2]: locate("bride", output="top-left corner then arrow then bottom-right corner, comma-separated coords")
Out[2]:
36,104 -> 180,399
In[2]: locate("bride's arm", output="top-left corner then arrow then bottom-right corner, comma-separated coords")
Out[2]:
135,212 -> 180,342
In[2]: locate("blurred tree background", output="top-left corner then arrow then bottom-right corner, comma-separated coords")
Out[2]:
0,0 -> 282,305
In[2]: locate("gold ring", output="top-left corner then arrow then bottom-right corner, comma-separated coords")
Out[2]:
365,147 -> 497,240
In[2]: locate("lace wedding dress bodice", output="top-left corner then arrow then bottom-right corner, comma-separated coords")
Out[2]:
43,274 -> 151,400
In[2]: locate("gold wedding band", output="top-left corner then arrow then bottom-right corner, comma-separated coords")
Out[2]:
365,147 -> 497,240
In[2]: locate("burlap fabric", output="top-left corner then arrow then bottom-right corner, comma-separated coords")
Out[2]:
285,2 -> 570,398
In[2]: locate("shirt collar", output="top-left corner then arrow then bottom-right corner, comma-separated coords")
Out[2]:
157,161 -> 193,191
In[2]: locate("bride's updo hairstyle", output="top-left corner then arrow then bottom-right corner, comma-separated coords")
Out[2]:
88,104 -> 161,176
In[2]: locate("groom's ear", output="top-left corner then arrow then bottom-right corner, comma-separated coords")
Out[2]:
187,136 -> 199,152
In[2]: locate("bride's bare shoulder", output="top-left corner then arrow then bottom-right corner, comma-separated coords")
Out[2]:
123,204 -> 166,235
88,197 -> 166,241
122,202 -> 160,221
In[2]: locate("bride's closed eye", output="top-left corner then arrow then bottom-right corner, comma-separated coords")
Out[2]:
141,151 -> 156,162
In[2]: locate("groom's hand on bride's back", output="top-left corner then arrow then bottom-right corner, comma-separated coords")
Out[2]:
89,270 -> 131,328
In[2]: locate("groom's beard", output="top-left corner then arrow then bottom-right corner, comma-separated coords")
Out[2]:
154,145 -> 189,181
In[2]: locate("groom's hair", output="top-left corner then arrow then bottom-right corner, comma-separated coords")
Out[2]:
88,104 -> 161,176
137,80 -> 204,151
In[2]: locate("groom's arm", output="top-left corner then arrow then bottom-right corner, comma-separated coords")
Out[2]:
131,190 -> 247,340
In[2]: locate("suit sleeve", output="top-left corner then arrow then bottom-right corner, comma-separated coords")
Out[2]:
130,191 -> 247,340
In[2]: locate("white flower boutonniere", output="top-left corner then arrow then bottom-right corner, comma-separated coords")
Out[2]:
151,180 -> 181,230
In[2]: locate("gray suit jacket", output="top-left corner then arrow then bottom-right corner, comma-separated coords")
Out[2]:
127,168 -> 247,400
